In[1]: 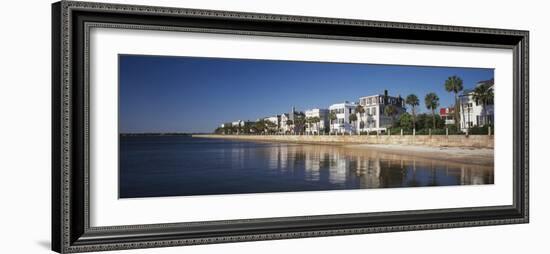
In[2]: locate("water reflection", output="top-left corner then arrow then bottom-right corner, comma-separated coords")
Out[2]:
255,143 -> 493,189
120,136 -> 494,198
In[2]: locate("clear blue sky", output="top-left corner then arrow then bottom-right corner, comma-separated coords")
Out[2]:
119,54 -> 493,133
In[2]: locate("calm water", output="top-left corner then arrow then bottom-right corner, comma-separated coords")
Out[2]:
119,136 -> 494,198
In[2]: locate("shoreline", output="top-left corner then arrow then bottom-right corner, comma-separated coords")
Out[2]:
345,144 -> 493,166
193,134 -> 494,166
192,134 -> 494,149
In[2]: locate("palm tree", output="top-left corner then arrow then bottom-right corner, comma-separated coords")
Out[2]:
305,117 -> 312,134
444,75 -> 463,130
329,111 -> 337,133
355,105 -> 365,132
311,116 -> 321,134
349,113 -> 358,134
294,115 -> 306,134
405,94 -> 419,130
425,92 -> 440,129
384,105 -> 398,127
286,119 -> 293,134
472,83 -> 494,126
305,116 -> 319,134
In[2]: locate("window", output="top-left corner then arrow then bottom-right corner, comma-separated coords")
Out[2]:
373,107 -> 376,116
349,108 -> 352,114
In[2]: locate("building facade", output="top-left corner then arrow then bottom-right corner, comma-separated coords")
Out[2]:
305,108 -> 329,134
263,115 -> 280,133
231,120 -> 245,127
329,101 -> 357,134
458,79 -> 494,131
278,107 -> 306,134
357,90 -> 406,133
440,107 -> 456,126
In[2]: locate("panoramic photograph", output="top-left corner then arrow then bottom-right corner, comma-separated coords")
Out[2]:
118,54 -> 495,199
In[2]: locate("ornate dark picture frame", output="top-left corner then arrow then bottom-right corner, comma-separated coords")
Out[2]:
52,1 -> 529,253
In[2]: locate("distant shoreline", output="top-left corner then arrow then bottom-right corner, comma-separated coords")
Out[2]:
120,133 -> 197,136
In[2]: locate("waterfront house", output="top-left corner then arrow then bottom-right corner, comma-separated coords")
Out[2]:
440,107 -> 456,126
357,90 -> 406,133
329,101 -> 357,134
263,115 -> 281,133
231,120 -> 245,127
458,79 -> 494,131
305,108 -> 329,134
278,107 -> 306,134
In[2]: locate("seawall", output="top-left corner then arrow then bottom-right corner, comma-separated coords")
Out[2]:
192,134 -> 494,149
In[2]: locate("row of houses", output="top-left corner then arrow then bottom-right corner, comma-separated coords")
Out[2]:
222,90 -> 407,135
221,79 -> 494,134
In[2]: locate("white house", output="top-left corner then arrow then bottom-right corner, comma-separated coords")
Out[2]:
329,101 -> 357,134
278,107 -> 305,134
279,113 -> 290,134
305,108 -> 329,134
263,115 -> 280,133
458,79 -> 494,131
357,90 -> 406,133
231,120 -> 245,127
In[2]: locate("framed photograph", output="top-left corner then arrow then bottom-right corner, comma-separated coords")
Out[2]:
52,1 -> 529,253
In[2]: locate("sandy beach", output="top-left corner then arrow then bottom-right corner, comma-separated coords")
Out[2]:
345,144 -> 494,166
193,134 -> 494,166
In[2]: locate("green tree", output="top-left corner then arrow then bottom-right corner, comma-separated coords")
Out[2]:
355,105 -> 365,131
306,116 -> 320,134
424,92 -> 440,129
472,83 -> 494,126
254,120 -> 266,133
399,112 -> 413,130
265,121 -> 278,134
349,113 -> 358,134
416,114 -> 428,130
329,111 -> 337,124
285,119 -> 293,134
312,116 -> 321,133
384,105 -> 398,127
293,115 -> 306,134
405,94 -> 419,130
244,121 -> 254,134
444,75 -> 464,130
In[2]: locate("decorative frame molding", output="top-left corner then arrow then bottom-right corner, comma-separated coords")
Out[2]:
52,1 -> 529,253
